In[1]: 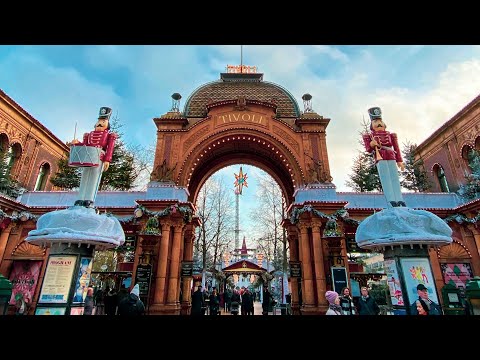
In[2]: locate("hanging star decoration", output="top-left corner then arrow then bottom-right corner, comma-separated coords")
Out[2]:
234,166 -> 248,195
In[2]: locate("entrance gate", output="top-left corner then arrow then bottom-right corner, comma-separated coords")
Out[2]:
136,69 -> 348,315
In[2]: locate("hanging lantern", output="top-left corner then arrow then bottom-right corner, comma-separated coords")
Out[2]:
256,253 -> 264,267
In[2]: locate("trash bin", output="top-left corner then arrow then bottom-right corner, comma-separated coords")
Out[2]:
441,283 -> 465,315
466,276 -> 480,315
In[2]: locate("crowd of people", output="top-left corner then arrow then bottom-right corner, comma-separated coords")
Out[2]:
190,285 -> 277,316
325,284 -> 444,316
83,283 -> 145,316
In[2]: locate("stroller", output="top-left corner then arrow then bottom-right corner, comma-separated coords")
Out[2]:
231,301 -> 239,315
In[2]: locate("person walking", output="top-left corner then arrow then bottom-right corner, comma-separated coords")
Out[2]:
339,287 -> 356,315
83,287 -> 95,315
117,284 -> 145,316
262,287 -> 274,315
191,285 -> 205,316
356,286 -> 380,315
209,287 -> 220,316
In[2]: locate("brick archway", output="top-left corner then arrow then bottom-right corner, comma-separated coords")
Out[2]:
152,101 -> 331,207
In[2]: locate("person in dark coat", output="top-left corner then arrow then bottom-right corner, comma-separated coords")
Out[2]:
209,287 -> 220,316
262,287 -> 274,315
356,286 -> 380,315
230,289 -> 241,315
191,285 -> 205,316
117,284 -> 145,316
83,287 -> 95,315
241,288 -> 253,315
105,287 -> 118,316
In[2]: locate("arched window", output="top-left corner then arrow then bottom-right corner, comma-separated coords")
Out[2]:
6,143 -> 22,178
34,163 -> 51,191
434,164 -> 450,193
461,145 -> 478,173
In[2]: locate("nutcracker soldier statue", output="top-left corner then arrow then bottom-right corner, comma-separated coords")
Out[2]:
362,106 -> 406,208
70,107 -> 117,208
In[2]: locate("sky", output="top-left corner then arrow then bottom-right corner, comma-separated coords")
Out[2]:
1,45 -> 480,244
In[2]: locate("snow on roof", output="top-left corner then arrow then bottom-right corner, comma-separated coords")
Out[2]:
18,191 -> 145,208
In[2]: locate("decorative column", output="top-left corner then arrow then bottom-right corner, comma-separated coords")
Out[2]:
312,221 -> 327,311
152,221 -> 172,309
166,223 -> 183,312
467,224 -> 480,258
298,223 -> 315,309
0,223 -> 14,264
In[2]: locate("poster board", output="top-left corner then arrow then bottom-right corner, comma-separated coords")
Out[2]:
35,307 -> 67,315
440,263 -> 473,289
331,267 -> 348,294
38,255 -> 77,304
181,261 -> 193,277
9,260 -> 42,305
399,257 -> 439,306
289,261 -> 302,278
135,264 -> 152,298
384,259 -> 405,306
72,257 -> 93,303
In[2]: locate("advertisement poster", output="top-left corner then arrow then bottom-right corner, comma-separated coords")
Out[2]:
70,307 -> 85,315
331,267 -> 347,294
38,255 -> 77,304
8,261 -> 42,305
384,259 -> 404,306
72,257 -> 93,303
400,257 -> 438,306
35,307 -> 66,315
440,263 -> 473,288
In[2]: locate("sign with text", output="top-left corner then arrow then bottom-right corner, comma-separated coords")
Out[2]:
214,111 -> 269,129
181,261 -> 194,277
135,264 -> 152,298
38,255 -> 77,304
289,261 -> 302,278
331,267 -> 348,294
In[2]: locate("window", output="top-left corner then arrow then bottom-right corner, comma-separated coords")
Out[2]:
34,163 -> 51,191
435,165 -> 449,193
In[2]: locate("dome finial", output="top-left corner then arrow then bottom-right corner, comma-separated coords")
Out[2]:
302,93 -> 313,113
171,93 -> 182,112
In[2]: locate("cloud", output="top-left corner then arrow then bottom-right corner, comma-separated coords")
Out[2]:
2,45 -> 479,197
0,50 -> 122,144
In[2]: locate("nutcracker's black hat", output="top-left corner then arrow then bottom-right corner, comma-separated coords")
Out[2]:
98,106 -> 112,120
368,107 -> 382,120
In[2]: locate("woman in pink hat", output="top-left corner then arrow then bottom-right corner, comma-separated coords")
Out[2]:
325,290 -> 343,315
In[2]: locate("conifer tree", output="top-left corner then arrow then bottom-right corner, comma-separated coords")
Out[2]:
400,141 -> 431,192
345,117 -> 381,192
0,149 -> 22,198
345,150 -> 382,192
458,148 -> 480,201
50,156 -> 81,189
